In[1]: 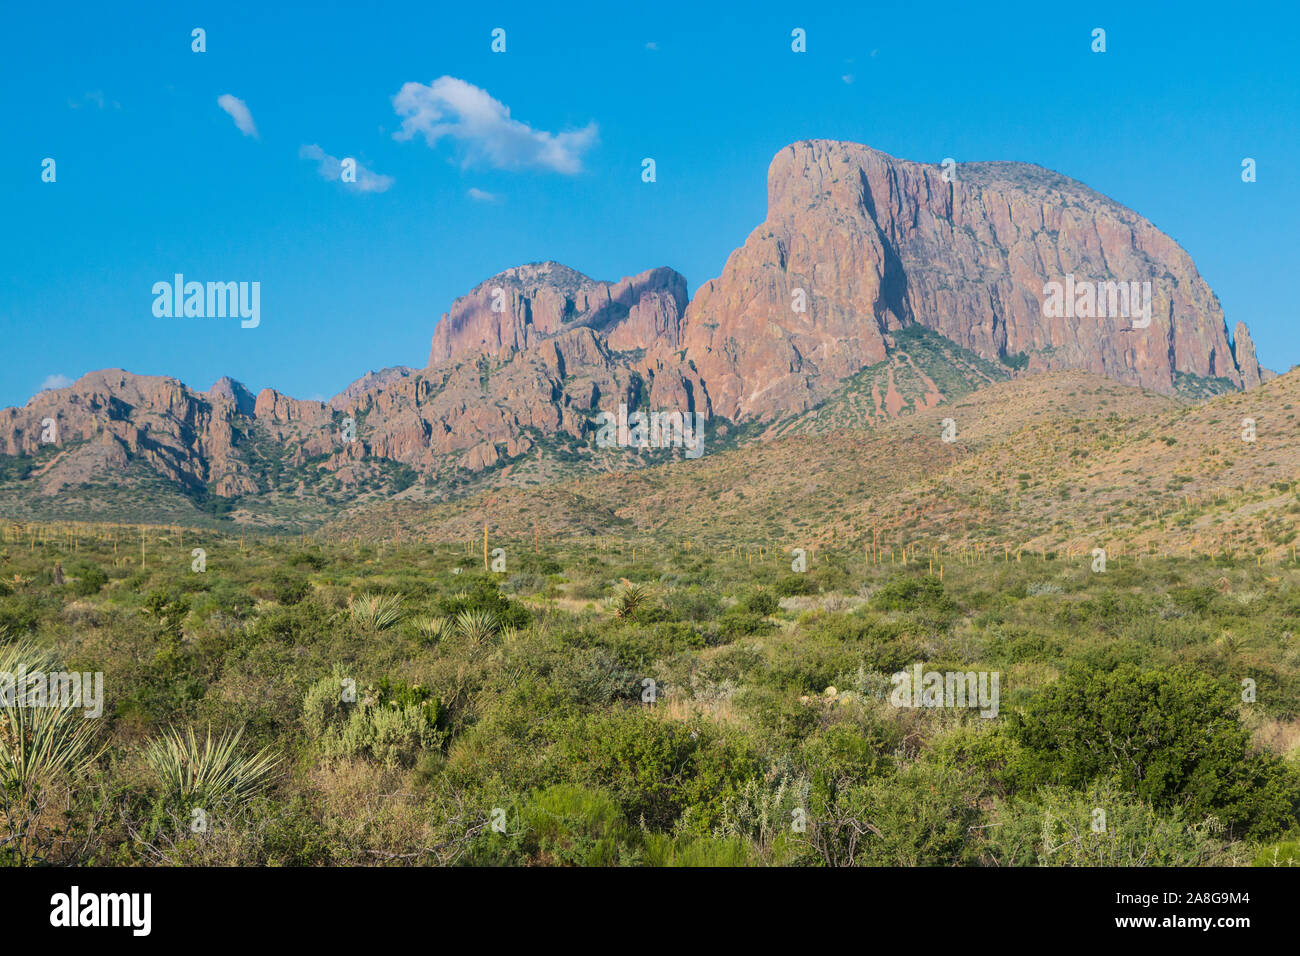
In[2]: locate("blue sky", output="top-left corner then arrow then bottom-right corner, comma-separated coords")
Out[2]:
2,0 -> 1297,408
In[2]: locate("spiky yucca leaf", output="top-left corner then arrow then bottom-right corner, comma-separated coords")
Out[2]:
411,616 -> 450,642
349,592 -> 403,631
0,705 -> 102,794
454,609 -> 498,645
614,582 -> 650,619
0,638 -> 55,680
0,640 -> 102,793
143,725 -> 281,804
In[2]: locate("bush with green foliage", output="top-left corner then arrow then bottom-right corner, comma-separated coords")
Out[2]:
302,670 -> 443,769
983,782 -> 1242,866
552,710 -> 760,832
1009,664 -> 1300,840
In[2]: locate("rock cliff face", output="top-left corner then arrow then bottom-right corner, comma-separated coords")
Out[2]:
1232,322 -> 1272,389
329,367 -> 415,411
0,139 -> 1276,512
340,325 -> 647,474
428,262 -> 688,366
207,376 -> 257,417
0,370 -> 259,497
677,140 -> 1269,420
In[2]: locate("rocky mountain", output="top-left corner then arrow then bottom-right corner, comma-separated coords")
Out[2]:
319,262 -> 700,480
328,367 -> 415,411
0,369 -> 401,518
0,139 -> 1277,525
428,262 -> 688,365
0,370 -> 251,499
676,140 -> 1270,421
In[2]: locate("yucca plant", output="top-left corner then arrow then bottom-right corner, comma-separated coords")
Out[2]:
454,609 -> 498,645
613,581 -> 650,619
1,639 -> 104,863
349,592 -> 403,631
0,641 -> 103,793
411,615 -> 450,643
143,725 -> 281,805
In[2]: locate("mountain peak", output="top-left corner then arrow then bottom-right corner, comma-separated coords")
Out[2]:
677,137 -> 1269,421
207,376 -> 257,416
427,262 -> 688,367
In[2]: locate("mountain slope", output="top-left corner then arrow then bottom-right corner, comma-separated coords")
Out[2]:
330,368 -> 1300,561
767,324 -> 1011,436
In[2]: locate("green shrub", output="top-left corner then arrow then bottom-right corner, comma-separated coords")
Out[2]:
775,574 -> 817,596
552,711 -> 760,831
983,782 -> 1242,866
871,575 -> 955,618
658,587 -> 724,622
302,670 -> 443,769
269,570 -> 310,606
741,590 -> 779,616
436,578 -> 530,630
520,784 -> 630,866
716,609 -> 771,641
1009,664 -> 1300,840
1251,840 -> 1300,866
68,561 -> 108,596
806,759 -> 983,866
642,833 -> 754,867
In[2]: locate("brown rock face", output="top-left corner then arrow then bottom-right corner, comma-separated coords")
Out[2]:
678,140 -> 1269,421
297,261 -> 699,482
428,262 -> 688,366
340,326 -> 650,475
207,376 -> 257,416
251,389 -> 336,463
329,366 -> 415,411
0,369 -> 260,496
1232,322 -> 1273,388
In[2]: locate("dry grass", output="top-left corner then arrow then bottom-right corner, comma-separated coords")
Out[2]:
1251,716 -> 1300,758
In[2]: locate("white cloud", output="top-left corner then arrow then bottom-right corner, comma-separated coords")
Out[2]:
841,74 -> 855,84
392,76 -> 596,174
39,374 -> 73,392
466,187 -> 501,203
299,144 -> 394,193
645,42 -> 658,51
217,94 -> 258,138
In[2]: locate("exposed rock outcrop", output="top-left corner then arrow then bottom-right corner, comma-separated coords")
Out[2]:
1232,322 -> 1273,388
428,262 -> 688,366
676,140 -> 1270,420
329,367 -> 415,410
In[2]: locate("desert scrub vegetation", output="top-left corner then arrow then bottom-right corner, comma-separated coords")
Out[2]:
1,524 -> 1299,865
